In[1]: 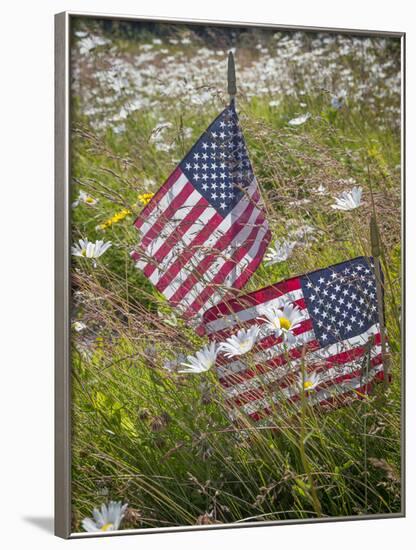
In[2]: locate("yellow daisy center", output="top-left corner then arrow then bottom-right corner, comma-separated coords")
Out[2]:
279,317 -> 291,331
100,523 -> 114,532
81,249 -> 87,257
238,339 -> 251,353
85,196 -> 95,204
303,380 -> 313,390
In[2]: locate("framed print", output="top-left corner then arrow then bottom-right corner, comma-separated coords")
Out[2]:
55,11 -> 405,538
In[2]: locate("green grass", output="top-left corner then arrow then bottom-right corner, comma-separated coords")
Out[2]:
69,24 -> 402,532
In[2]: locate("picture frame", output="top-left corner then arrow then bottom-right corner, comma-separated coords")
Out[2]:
55,11 -> 405,539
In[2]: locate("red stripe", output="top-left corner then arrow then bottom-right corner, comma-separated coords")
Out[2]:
231,228 -> 272,289
217,317 -> 314,370
182,213 -> 268,317
167,197 -> 260,307
210,297 -> 307,341
219,331 -> 382,388
155,210 -> 224,292
229,353 -> 383,407
246,361 -> 385,421
133,167 -> 182,232
219,338 -> 320,388
139,181 -> 195,250
247,386 -> 370,421
142,197 -> 209,278
203,276 -> 302,323
130,249 -> 141,262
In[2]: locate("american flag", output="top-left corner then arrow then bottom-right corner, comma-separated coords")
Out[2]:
131,102 -> 271,321
202,257 -> 387,422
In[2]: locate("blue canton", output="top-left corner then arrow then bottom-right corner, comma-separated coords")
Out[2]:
300,257 -> 379,346
180,102 -> 254,216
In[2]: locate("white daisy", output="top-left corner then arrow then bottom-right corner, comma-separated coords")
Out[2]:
331,90 -> 347,109
72,321 -> 86,332
297,371 -> 320,393
258,302 -> 304,343
218,326 -> 260,358
288,113 -> 311,126
312,184 -> 327,195
269,99 -> 281,107
82,501 -> 128,533
264,240 -> 295,266
178,342 -> 218,373
331,186 -> 362,211
72,239 -> 112,260
72,190 -> 98,208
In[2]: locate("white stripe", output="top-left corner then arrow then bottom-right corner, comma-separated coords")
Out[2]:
217,323 -> 380,379
216,327 -> 314,378
143,189 -> 202,256
162,182 -> 260,300
224,345 -> 382,400
220,219 -> 269,287
148,206 -> 218,285
135,211 -> 215,279
138,173 -> 189,237
178,209 -> 265,307
217,326 -> 379,378
240,362 -> 384,416
205,288 -> 304,334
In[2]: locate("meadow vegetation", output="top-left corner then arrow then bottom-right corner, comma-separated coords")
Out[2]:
70,19 -> 402,531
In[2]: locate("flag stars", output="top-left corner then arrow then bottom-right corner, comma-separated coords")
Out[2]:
302,260 -> 379,347
180,107 -> 255,215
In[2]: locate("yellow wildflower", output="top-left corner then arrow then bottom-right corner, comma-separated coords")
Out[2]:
138,192 -> 155,206
97,208 -> 131,230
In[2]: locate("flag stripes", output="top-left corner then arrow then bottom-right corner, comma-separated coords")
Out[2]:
132,103 -> 270,321
202,257 -> 386,420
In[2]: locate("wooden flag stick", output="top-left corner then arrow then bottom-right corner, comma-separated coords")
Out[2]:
227,51 -> 237,102
370,215 -> 389,389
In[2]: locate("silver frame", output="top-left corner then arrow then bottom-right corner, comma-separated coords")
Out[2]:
55,11 -> 406,539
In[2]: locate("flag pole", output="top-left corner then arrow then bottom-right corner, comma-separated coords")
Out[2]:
370,215 -> 389,390
227,51 -> 237,104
